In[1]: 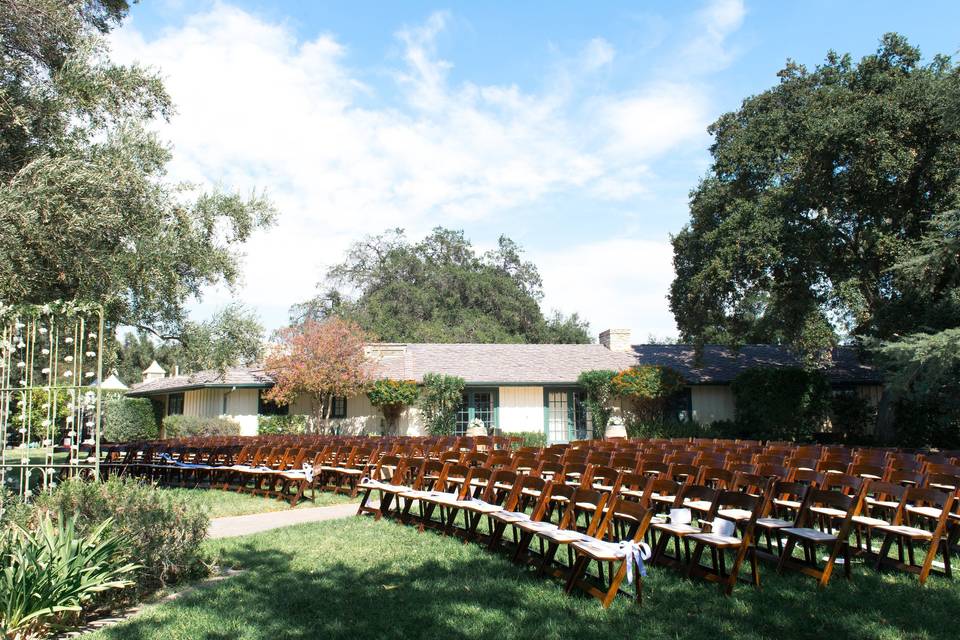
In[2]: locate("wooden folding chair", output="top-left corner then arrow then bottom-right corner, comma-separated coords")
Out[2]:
776,487 -> 865,587
356,454 -> 407,520
650,485 -> 718,569
874,486 -> 955,585
685,490 -> 763,595
566,498 -> 656,607
487,479 -> 555,552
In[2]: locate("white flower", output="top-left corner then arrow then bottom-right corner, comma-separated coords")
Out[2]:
63,370 -> 72,377
41,348 -> 49,355
64,355 -> 73,363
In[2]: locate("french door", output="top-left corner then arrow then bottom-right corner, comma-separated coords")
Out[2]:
545,390 -> 591,443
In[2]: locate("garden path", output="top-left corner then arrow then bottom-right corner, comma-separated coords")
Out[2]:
208,501 -> 372,539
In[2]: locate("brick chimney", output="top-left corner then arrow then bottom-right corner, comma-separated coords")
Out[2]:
599,329 -> 632,352
142,360 -> 166,383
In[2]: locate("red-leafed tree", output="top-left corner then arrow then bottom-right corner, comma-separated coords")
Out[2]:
263,318 -> 373,433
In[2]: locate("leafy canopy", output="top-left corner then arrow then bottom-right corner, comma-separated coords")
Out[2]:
112,304 -> 264,383
263,318 -> 373,428
669,34 -> 960,357
0,1 -> 275,341
294,228 -> 590,344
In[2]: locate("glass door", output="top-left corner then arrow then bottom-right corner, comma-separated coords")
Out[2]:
545,390 -> 593,443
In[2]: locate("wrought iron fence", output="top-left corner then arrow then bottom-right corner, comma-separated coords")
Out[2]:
0,303 -> 104,498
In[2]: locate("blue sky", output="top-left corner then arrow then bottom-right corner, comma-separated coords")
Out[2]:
113,0 -> 960,341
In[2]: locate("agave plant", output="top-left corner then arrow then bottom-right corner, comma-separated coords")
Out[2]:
0,514 -> 138,638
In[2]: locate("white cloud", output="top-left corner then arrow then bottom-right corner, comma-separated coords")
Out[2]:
679,0 -> 746,73
580,37 -> 615,71
110,2 -> 739,334
535,239 -> 677,340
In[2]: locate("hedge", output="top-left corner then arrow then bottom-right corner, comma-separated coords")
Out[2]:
162,415 -> 241,438
258,414 -> 309,435
730,367 -> 832,442
103,396 -> 159,442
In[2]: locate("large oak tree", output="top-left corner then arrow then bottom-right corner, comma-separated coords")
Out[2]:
294,227 -> 591,344
670,34 -> 960,358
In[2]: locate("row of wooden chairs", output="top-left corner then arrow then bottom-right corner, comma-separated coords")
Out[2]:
356,449 -> 960,605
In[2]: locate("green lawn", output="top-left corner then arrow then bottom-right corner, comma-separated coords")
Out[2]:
89,516 -> 956,640
159,487 -> 357,519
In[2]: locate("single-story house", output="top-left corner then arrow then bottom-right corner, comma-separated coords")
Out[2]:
126,329 -> 884,442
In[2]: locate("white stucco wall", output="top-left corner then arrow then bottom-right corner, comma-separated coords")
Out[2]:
499,386 -> 544,433
691,386 -> 736,424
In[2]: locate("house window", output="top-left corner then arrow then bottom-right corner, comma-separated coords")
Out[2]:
167,393 -> 184,416
258,391 -> 289,416
455,389 -> 499,435
331,396 -> 347,419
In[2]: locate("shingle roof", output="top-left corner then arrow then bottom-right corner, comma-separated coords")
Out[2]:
126,342 -> 882,397
127,367 -> 273,396
372,343 -> 637,384
629,344 -> 883,384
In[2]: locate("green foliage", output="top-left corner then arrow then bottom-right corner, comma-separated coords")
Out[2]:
576,370 -> 616,439
0,514 -> 137,638
0,0 -> 274,338
367,380 -> 419,434
613,366 -> 686,423
10,387 -> 71,444
257,414 -> 308,436
890,395 -> 960,449
625,418 -> 708,440
670,34 -> 960,359
32,477 -> 209,592
873,211 -> 960,444
502,431 -> 547,448
731,368 -> 833,442
829,393 -> 878,443
294,228 -> 591,344
162,415 -> 240,439
416,373 -> 465,436
103,397 -> 158,442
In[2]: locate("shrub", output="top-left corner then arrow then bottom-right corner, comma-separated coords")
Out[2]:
613,366 -> 686,422
257,414 -> 309,435
417,373 -> 465,436
502,431 -> 547,448
0,515 -> 137,638
31,477 -> 209,594
162,415 -> 241,438
625,418 -> 708,440
367,379 -> 419,435
576,370 -> 616,439
891,395 -> 960,449
103,397 -> 158,442
730,367 -> 832,442
829,393 -> 878,443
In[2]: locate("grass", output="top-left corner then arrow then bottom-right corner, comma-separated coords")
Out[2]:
88,516 -> 956,640
157,487 -> 358,519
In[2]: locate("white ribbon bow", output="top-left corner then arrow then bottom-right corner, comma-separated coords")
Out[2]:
619,541 -> 652,583
302,463 -> 313,483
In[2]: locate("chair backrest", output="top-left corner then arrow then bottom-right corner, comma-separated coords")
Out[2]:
697,466 -> 734,489
794,488 -> 862,529
820,473 -> 863,495
588,465 -> 618,490
594,496 -> 655,543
